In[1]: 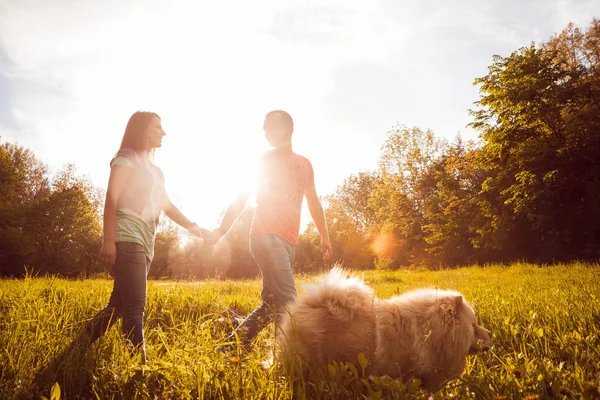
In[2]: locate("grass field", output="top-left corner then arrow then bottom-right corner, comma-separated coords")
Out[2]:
1,263 -> 599,399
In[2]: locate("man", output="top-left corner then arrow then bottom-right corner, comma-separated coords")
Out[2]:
199,110 -> 332,351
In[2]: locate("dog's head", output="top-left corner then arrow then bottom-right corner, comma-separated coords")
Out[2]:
468,321 -> 492,354
453,296 -> 492,354
432,292 -> 492,355
395,290 -> 493,392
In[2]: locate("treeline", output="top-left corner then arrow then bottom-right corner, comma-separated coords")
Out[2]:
1,20 -> 599,278
0,143 -> 103,276
0,139 -> 256,278
314,20 -> 600,269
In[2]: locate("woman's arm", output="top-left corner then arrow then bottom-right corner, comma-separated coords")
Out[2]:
162,192 -> 197,230
99,165 -> 133,266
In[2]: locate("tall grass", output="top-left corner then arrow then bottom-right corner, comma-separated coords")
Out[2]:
1,263 -> 599,399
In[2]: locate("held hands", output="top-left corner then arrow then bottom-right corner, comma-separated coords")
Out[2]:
189,225 -> 211,239
202,229 -> 224,246
321,236 -> 333,261
189,225 -> 224,247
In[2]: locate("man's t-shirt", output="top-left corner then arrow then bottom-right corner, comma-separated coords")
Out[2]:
250,148 -> 314,246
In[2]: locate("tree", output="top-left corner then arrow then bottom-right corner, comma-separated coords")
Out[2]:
327,172 -> 379,233
27,164 -> 103,276
296,222 -> 323,272
368,125 -> 445,266
1,142 -> 50,203
378,125 -> 445,206
321,172 -> 380,269
420,137 -> 485,266
150,228 -> 182,279
0,142 -> 50,275
469,19 -> 600,262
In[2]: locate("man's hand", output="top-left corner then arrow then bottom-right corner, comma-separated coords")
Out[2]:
203,229 -> 224,246
321,236 -> 333,261
189,225 -> 210,238
189,225 -> 213,244
189,225 -> 223,247
99,241 -> 117,273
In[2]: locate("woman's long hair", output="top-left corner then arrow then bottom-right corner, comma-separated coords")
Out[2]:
120,111 -> 160,157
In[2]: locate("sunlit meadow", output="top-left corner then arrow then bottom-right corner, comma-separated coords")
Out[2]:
1,263 -> 599,399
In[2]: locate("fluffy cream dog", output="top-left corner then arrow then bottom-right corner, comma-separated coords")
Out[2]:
277,267 -> 492,392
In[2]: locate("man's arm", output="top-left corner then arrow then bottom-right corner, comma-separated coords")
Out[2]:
203,156 -> 260,245
209,191 -> 252,242
305,183 -> 333,261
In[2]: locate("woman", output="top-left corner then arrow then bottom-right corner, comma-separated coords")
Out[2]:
85,111 -> 201,361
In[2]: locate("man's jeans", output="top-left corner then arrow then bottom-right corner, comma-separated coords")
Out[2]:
228,234 -> 297,345
85,242 -> 150,347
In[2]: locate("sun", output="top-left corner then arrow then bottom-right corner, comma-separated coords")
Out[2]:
153,114 -> 265,231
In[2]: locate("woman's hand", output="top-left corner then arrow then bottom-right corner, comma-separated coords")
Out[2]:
189,225 -> 222,246
99,241 -> 117,271
204,229 -> 224,246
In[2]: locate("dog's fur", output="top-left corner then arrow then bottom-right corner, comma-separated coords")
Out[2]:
277,267 -> 492,392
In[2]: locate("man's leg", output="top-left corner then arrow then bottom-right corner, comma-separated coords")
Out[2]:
222,234 -> 296,349
261,235 -> 296,324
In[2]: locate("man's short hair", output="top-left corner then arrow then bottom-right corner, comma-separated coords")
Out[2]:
265,110 -> 294,133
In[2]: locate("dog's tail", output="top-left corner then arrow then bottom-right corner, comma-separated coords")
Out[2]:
300,266 -> 375,322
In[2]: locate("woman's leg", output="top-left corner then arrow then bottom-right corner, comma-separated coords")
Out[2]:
114,242 -> 149,347
84,256 -> 126,343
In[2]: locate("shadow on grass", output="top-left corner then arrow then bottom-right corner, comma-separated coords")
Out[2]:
17,333 -> 95,400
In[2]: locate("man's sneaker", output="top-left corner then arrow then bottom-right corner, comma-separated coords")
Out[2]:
227,308 -> 245,327
216,343 -> 236,354
201,309 -> 245,331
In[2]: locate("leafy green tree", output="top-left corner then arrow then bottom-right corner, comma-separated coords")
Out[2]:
369,125 -> 445,266
296,222 -> 323,272
420,137 -> 484,266
470,19 -> 600,262
150,228 -> 182,279
0,142 -> 50,275
327,172 -> 379,233
321,172 -> 380,269
1,142 -> 50,203
27,164 -> 102,276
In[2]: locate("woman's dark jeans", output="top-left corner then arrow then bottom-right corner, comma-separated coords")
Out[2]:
85,242 -> 150,347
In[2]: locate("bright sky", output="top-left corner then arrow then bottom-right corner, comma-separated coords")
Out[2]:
0,0 -> 597,229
